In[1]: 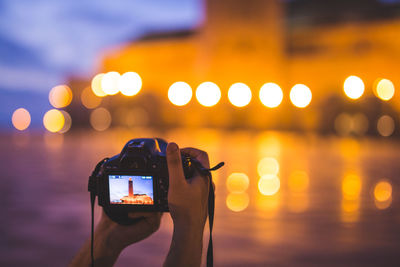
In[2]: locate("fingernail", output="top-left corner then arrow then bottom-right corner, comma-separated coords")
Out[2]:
168,142 -> 178,153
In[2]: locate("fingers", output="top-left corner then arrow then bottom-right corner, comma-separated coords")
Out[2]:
166,142 -> 186,187
180,147 -> 210,168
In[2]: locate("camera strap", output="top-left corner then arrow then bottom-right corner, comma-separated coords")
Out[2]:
192,160 -> 225,267
88,158 -> 109,267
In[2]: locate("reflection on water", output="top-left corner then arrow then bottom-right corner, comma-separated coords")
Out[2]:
258,174 -> 280,196
341,173 -> 362,223
44,132 -> 64,149
226,192 -> 249,212
2,129 -> 400,266
288,170 -> 309,213
374,180 -> 393,210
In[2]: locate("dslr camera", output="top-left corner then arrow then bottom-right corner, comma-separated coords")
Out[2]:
89,138 -> 196,224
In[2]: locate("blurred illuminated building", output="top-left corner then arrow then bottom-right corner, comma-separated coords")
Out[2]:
65,0 -> 400,134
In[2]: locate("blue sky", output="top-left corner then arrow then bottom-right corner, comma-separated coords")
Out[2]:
0,0 -> 202,93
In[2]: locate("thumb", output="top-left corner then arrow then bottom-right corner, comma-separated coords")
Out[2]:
166,142 -> 186,188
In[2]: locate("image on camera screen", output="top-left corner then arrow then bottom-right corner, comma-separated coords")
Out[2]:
109,175 -> 154,205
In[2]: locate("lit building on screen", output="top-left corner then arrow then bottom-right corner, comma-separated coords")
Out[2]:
65,0 -> 400,134
118,178 -> 153,205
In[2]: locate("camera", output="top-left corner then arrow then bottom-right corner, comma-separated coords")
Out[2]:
90,138 -> 195,224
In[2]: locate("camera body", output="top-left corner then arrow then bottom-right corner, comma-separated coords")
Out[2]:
92,138 -> 194,224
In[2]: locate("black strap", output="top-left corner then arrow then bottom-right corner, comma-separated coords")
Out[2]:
90,191 -> 95,267
191,160 -> 225,267
88,158 -> 108,267
207,172 -> 215,267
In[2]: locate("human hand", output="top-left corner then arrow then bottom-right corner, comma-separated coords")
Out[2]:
166,142 -> 210,230
69,211 -> 162,267
96,210 -> 162,252
163,143 -> 211,267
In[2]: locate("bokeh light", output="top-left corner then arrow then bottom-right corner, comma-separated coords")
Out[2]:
81,87 -> 102,109
342,174 -> 362,200
228,83 -> 252,107
288,170 -> 309,193
118,72 -> 142,96
91,73 -> 107,97
168,81 -> 192,106
334,113 -> 352,136
352,113 -> 369,135
257,157 -> 279,176
377,115 -> 395,137
226,173 -> 249,193
43,109 -> 65,133
259,83 -> 283,108
49,85 -> 73,108
90,107 -> 112,131
343,75 -> 364,100
375,78 -> 395,101
334,113 -> 369,136
59,111 -> 72,134
226,193 -> 249,212
12,108 -> 31,131
101,71 -> 120,95
115,107 -> 149,128
374,180 -> 392,202
289,84 -> 312,108
258,174 -> 280,196
196,82 -> 221,107
374,180 -> 393,210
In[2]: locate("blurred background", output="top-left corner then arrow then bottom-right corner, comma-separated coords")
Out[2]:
1,0 -> 400,266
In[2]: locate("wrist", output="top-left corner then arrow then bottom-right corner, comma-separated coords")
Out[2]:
172,221 -> 204,244
95,221 -> 124,257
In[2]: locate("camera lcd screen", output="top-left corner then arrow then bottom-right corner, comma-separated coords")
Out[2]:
108,175 -> 154,205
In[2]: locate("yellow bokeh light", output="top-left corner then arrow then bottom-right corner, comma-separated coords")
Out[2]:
12,108 -> 31,131
195,82 -> 221,107
228,82 -> 252,107
101,71 -> 120,95
341,199 -> 360,223
118,72 -> 142,96
375,79 -> 395,101
168,81 -> 192,106
226,192 -> 249,212
59,111 -> 72,134
259,83 -> 283,108
81,87 -> 102,109
375,197 -> 392,210
288,195 -> 309,213
374,180 -> 392,202
258,174 -> 280,196
343,75 -> 364,100
226,173 -> 249,193
377,115 -> 395,137
49,85 -> 73,108
90,107 -> 112,131
91,73 -> 107,97
289,84 -> 312,108
288,170 -> 309,193
257,157 -> 279,177
342,174 -> 362,200
256,194 -> 280,217
43,109 -> 65,133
